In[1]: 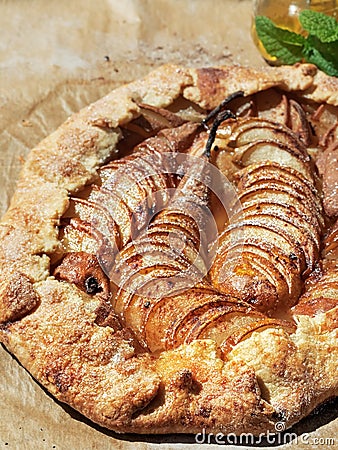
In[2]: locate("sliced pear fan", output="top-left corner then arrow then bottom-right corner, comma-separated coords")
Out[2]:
210,116 -> 324,313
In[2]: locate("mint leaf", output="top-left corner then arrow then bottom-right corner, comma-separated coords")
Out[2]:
304,36 -> 338,76
300,10 -> 338,43
255,16 -> 305,64
303,45 -> 338,76
255,14 -> 338,76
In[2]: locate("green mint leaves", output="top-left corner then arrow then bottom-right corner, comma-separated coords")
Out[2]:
255,10 -> 338,77
255,16 -> 306,64
300,9 -> 338,42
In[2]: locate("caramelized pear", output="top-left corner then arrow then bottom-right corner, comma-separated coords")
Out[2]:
210,116 -> 324,313
111,131 -> 293,353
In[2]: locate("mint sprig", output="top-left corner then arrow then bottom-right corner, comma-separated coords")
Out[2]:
300,9 -> 338,42
304,35 -> 338,75
255,10 -> 338,77
255,16 -> 306,64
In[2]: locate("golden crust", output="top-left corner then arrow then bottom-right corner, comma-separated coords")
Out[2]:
0,63 -> 337,435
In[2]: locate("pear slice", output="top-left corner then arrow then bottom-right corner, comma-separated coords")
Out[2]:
169,296 -> 254,347
144,287 -> 227,352
220,317 -> 296,355
60,218 -> 104,254
67,197 -> 121,251
88,185 -> 133,248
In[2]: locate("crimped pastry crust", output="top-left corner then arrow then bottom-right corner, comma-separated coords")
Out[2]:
0,63 -> 337,435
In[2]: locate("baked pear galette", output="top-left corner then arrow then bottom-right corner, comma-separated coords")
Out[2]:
0,63 -> 337,435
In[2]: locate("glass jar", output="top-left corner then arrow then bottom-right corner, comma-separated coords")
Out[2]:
251,0 -> 337,64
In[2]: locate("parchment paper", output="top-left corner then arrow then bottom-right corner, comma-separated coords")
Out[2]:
0,1 -> 337,448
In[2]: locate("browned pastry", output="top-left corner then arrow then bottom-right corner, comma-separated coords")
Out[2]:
0,63 -> 337,436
